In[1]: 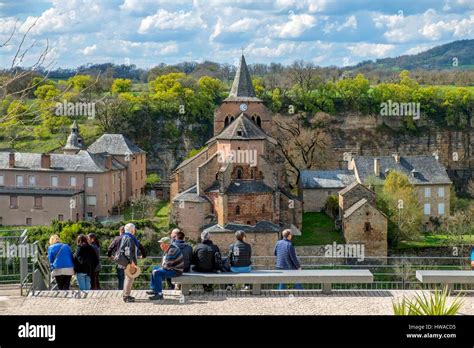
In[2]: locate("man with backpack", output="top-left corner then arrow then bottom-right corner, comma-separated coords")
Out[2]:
191,231 -> 221,292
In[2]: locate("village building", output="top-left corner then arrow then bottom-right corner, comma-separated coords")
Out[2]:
0,122 -> 146,226
299,154 -> 452,221
170,55 -> 303,255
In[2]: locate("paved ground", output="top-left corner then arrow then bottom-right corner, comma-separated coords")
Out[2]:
1,289 -> 474,315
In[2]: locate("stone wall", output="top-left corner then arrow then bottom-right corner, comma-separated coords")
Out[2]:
171,200 -> 212,241
342,203 -> 388,257
214,101 -> 273,135
301,188 -> 340,212
210,231 -> 279,258
226,192 -> 275,225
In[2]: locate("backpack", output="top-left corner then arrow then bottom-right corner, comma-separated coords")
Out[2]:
113,237 -> 130,268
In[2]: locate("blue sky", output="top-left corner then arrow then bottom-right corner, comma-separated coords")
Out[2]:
0,0 -> 473,69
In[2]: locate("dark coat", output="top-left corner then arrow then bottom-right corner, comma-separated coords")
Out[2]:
74,244 -> 99,276
174,239 -> 193,272
228,240 -> 252,268
191,240 -> 220,273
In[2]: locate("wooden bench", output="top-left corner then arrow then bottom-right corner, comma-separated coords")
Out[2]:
173,269 -> 373,295
416,270 -> 474,294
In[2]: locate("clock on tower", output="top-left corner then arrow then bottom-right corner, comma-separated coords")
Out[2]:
239,103 -> 248,112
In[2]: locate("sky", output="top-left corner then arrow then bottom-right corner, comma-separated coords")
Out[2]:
0,0 -> 473,69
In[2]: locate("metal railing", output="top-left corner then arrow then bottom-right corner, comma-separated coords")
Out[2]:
90,255 -> 474,292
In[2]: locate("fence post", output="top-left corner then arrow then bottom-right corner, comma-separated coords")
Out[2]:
19,229 -> 28,284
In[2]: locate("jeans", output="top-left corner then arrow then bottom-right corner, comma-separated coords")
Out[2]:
116,266 -> 125,290
230,266 -> 252,273
276,267 -> 302,290
76,273 -> 91,291
150,267 -> 177,294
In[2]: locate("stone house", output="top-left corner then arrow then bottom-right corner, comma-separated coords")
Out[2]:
298,170 -> 355,212
0,122 -> 146,226
342,198 -> 388,257
170,55 -> 303,255
349,154 -> 452,222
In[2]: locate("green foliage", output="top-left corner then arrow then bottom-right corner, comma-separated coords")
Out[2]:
293,212 -> 344,246
377,171 -> 423,245
393,287 -> 464,315
185,146 -> 206,159
146,173 -> 161,185
111,78 -> 132,94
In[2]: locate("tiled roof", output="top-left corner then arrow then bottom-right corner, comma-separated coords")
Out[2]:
207,113 -> 276,143
353,155 -> 452,185
87,134 -> 145,155
173,185 -> 211,203
0,150 -> 124,172
343,198 -> 387,219
300,170 -> 355,189
225,180 -> 274,194
203,220 -> 280,233
338,181 -> 374,196
173,146 -> 209,172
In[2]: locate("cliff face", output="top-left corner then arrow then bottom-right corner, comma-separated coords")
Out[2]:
327,114 -> 473,193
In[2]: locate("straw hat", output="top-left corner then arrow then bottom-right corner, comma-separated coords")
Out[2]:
125,264 -> 141,279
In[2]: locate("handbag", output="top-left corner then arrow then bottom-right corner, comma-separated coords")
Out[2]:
113,238 -> 131,268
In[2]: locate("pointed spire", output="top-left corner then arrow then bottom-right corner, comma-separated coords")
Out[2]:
228,55 -> 256,99
63,120 -> 83,154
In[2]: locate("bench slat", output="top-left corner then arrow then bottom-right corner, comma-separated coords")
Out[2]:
416,270 -> 474,284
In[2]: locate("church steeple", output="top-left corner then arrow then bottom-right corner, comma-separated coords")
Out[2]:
63,120 -> 84,155
227,55 -> 257,100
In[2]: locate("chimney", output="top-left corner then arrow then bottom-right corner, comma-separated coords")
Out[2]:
41,154 -> 51,169
105,155 -> 112,170
8,152 -> 15,168
374,158 -> 380,177
392,153 -> 400,163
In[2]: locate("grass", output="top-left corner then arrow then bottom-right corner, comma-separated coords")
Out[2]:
397,234 -> 474,249
154,201 -> 170,229
292,212 -> 345,246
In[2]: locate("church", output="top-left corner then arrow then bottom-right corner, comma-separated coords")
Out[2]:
169,55 -> 303,256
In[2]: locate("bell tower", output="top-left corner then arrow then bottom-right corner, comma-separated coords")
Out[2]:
214,55 -> 273,136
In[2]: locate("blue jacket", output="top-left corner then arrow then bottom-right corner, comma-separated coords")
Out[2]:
48,243 -> 74,270
274,238 -> 300,270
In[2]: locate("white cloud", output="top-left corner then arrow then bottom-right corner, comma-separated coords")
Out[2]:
81,44 -> 97,55
138,9 -> 205,33
347,43 -> 395,57
272,13 -> 316,38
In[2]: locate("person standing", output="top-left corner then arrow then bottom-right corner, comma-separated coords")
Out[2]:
74,235 -> 99,291
47,235 -> 75,290
118,223 -> 140,302
88,233 -> 101,290
274,229 -> 302,290
108,226 -> 126,290
148,237 -> 184,300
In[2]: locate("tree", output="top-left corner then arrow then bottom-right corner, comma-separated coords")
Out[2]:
272,112 -> 332,186
111,78 -> 132,94
379,171 -> 423,244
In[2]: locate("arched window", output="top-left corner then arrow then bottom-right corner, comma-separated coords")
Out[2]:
262,204 -> 265,213
230,116 -> 235,122
236,205 -> 240,215
215,173 -> 219,180
252,116 -> 256,123
224,116 -> 229,128
250,168 -> 255,179
237,168 -> 243,179
256,116 -> 262,128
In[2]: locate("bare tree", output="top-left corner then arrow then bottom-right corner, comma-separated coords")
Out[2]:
272,112 -> 332,186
